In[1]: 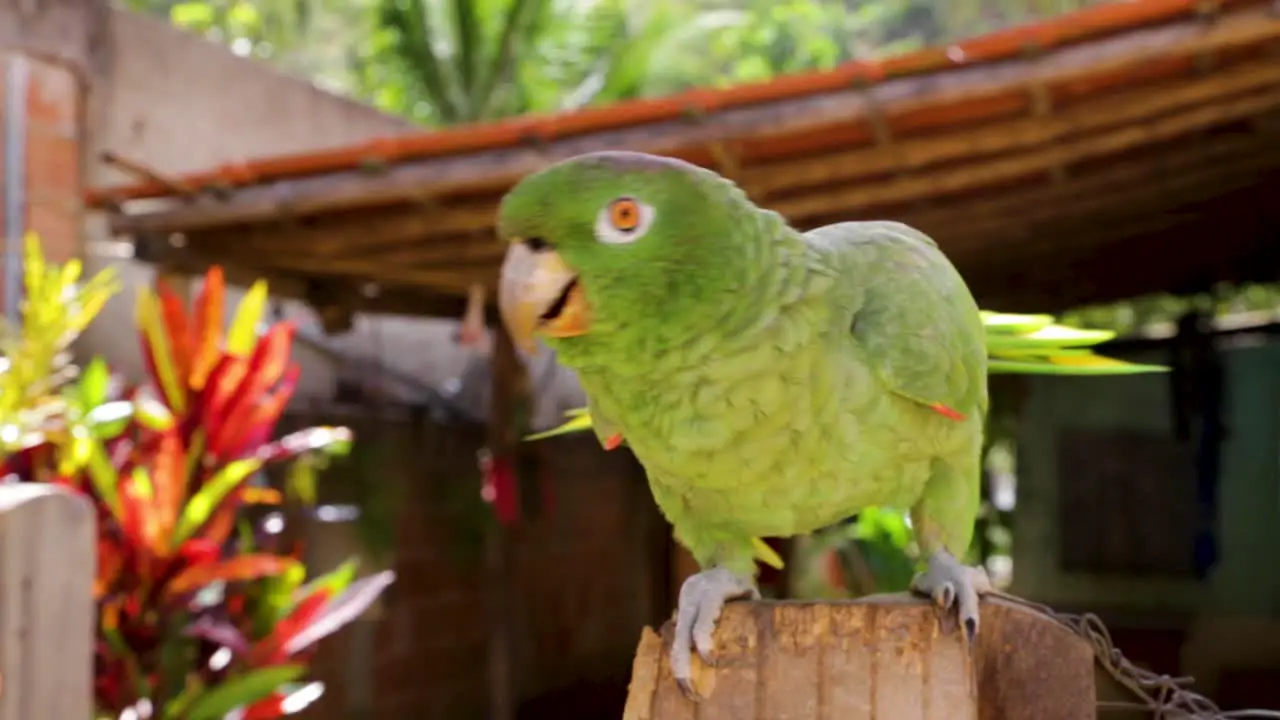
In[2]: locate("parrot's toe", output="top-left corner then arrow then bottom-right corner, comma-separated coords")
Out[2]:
670,567 -> 758,701
910,550 -> 992,644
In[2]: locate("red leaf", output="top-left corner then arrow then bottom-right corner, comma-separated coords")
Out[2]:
208,324 -> 296,457
118,473 -> 159,569
280,571 -> 395,657
177,538 -> 221,566
200,490 -> 243,547
200,355 -> 249,455
164,554 -> 299,599
249,588 -> 332,666
151,430 -> 186,547
222,364 -> 300,459
190,267 -> 225,391
96,537 -> 123,600
242,693 -> 287,720
156,278 -> 194,394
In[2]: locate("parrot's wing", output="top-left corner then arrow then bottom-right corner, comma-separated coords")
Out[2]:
524,395 -> 626,448
584,394 -> 625,448
817,221 -> 988,420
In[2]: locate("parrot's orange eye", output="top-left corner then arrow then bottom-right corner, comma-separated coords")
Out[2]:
594,196 -> 653,245
608,198 -> 642,232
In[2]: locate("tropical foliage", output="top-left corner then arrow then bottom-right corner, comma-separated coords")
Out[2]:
0,236 -> 391,719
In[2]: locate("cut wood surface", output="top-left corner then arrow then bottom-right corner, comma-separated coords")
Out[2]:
0,484 -> 96,720
623,594 -> 1096,720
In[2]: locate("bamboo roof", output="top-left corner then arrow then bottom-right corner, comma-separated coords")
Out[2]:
89,0 -> 1280,317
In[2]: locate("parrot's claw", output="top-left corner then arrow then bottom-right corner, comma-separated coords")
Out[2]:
671,567 -> 758,701
910,550 -> 992,643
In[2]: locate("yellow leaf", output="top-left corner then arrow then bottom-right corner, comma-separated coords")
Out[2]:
135,287 -> 188,414
227,279 -> 269,355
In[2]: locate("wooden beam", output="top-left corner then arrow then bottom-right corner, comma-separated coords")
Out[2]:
134,244 -> 498,320
770,87 -> 1280,223
745,55 -> 1280,198
911,139 -> 1280,255
807,129 -> 1270,231
198,210 -> 501,264
103,5 -> 1280,236
968,208 -> 1280,310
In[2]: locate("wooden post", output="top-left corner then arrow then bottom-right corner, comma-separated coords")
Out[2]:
0,484 -> 96,720
484,325 -> 526,720
623,594 -> 1096,720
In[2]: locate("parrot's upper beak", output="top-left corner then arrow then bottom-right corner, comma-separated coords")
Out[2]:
497,239 -> 592,354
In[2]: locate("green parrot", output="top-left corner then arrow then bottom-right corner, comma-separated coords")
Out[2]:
494,151 -> 1164,699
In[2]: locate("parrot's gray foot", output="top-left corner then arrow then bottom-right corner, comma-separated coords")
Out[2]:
910,550 -> 992,643
671,567 -> 759,701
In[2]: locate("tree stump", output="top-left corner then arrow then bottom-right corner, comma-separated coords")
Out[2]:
623,593 -> 1096,720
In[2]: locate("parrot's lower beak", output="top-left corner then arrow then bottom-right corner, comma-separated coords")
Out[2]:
498,240 -> 592,354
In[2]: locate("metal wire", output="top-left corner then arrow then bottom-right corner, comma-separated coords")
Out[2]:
991,591 -> 1280,719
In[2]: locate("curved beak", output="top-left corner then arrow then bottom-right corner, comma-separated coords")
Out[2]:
497,240 -> 592,354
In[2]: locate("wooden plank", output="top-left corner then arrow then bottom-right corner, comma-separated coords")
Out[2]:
104,4 -> 1280,236
625,595 -> 1095,720
0,484 -> 95,720
770,87 -> 1280,222
744,55 -> 1280,198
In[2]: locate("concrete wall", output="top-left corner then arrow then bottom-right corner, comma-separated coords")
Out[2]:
1014,337 -> 1280,701
1014,339 -> 1280,613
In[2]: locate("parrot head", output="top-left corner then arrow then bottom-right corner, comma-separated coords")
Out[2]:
495,151 -> 757,357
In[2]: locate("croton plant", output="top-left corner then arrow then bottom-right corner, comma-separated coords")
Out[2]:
0,235 -> 393,720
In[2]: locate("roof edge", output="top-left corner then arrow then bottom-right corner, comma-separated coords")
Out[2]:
86,0 -> 1263,207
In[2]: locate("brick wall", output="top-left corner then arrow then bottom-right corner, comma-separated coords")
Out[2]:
289,410 -> 670,720
0,51 -> 85,308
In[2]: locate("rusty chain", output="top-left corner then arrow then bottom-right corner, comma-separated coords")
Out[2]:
988,591 -> 1280,719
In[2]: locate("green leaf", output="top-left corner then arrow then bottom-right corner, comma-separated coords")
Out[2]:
76,356 -> 110,409
285,456 -> 318,506
133,393 -> 175,432
169,1 -> 217,29
172,457 -> 263,545
182,664 -> 306,720
293,558 -> 359,605
83,400 -> 133,439
85,438 -> 122,517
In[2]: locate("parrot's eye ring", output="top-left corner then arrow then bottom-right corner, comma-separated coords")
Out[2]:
594,197 -> 654,245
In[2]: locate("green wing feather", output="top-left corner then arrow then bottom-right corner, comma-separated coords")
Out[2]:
526,311 -> 1167,441
982,311 -> 1168,375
